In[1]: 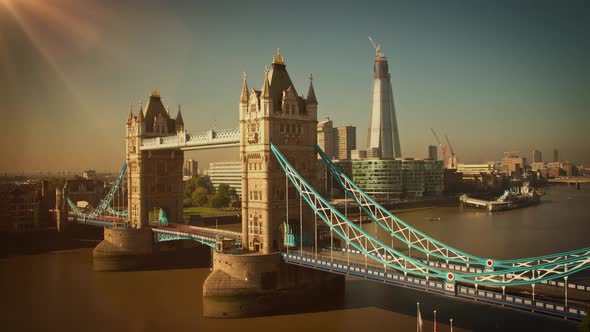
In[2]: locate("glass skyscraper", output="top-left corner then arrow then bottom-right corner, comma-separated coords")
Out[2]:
366,45 -> 402,158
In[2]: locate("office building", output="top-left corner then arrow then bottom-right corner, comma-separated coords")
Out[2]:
351,149 -> 367,160
0,183 -> 40,231
183,159 -> 198,178
352,159 -> 402,198
457,163 -> 496,176
209,161 -> 241,197
317,118 -> 335,159
553,149 -> 559,162
428,145 -> 437,160
533,150 -> 542,163
501,156 -> 527,176
351,159 -> 443,199
422,159 -> 444,195
335,126 -> 356,160
316,117 -> 357,160
82,170 -> 96,179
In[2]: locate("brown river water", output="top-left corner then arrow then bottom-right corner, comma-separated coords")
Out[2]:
1,185 -> 588,331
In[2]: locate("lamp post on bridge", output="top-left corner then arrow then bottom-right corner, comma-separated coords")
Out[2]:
563,276 -> 568,307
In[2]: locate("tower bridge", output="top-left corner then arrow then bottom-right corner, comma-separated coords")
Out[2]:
55,49 -> 590,320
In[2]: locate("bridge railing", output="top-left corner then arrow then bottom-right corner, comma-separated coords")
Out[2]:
184,225 -> 242,239
456,285 -> 587,320
140,128 -> 240,150
283,251 -> 587,321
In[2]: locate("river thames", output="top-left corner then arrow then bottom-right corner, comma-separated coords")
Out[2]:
1,185 -> 588,331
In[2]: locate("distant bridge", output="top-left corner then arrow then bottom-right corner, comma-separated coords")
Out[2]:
548,177 -> 590,184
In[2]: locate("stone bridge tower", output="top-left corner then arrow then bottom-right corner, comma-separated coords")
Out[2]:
126,90 -> 185,228
240,49 -> 318,254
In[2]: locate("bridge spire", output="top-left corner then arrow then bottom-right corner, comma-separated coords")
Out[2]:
137,100 -> 144,123
261,66 -> 270,100
306,73 -> 317,105
176,104 -> 184,130
240,72 -> 249,104
127,104 -> 134,124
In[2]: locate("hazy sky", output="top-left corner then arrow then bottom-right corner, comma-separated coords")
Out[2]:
1,0 -> 588,174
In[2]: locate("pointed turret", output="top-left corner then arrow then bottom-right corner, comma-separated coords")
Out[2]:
137,101 -> 144,122
261,66 -> 270,100
240,72 -> 249,104
127,104 -> 134,124
306,74 -> 317,105
176,104 -> 184,130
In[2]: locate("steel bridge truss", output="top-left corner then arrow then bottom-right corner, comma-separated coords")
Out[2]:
316,144 -> 590,271
66,161 -> 128,220
271,143 -> 590,287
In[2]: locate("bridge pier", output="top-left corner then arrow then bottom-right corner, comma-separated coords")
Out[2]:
203,251 -> 344,318
93,227 -> 154,271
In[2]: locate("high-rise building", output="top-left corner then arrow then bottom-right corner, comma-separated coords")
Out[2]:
366,41 -> 401,158
351,149 -> 367,160
428,145 -> 437,160
316,117 -> 356,160
533,149 -> 542,163
183,159 -> 198,178
317,118 -> 335,158
501,156 -> 527,176
82,170 -> 96,179
335,126 -> 356,160
209,161 -> 241,197
553,149 -> 559,162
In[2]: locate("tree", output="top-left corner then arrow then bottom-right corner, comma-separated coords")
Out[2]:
228,187 -> 238,200
184,176 -> 214,207
208,184 -> 231,208
184,176 -> 197,196
196,176 -> 213,192
192,187 -> 209,206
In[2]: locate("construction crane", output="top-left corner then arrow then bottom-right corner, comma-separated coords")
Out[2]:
430,128 -> 448,168
445,134 -> 457,169
368,35 -> 384,58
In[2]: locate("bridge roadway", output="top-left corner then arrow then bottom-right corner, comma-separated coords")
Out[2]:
67,217 -> 242,247
282,248 -> 589,321
152,222 -> 242,247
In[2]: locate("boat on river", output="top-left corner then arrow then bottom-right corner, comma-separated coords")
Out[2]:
459,184 -> 540,212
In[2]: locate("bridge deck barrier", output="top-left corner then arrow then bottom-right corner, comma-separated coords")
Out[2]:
282,252 -> 587,321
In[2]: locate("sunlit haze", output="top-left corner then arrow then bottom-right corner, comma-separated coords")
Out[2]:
1,0 -> 588,174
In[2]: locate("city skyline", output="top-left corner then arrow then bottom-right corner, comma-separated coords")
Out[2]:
1,0 -> 589,173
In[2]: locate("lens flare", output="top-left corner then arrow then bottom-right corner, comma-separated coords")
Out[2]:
0,0 -> 108,104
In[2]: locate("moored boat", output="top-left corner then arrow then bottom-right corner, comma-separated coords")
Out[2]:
459,183 -> 540,212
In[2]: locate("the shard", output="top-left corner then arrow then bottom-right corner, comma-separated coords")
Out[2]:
366,38 -> 402,158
